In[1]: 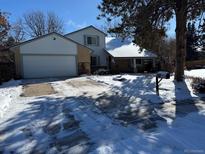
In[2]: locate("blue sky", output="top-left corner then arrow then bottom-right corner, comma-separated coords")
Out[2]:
1,0 -> 175,37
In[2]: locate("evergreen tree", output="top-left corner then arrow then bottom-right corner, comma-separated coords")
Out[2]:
98,0 -> 205,81
199,19 -> 205,51
186,22 -> 199,60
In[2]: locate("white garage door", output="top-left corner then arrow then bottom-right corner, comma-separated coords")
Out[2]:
22,55 -> 77,78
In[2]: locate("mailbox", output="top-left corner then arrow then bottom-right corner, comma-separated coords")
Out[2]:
156,71 -> 170,95
156,71 -> 170,79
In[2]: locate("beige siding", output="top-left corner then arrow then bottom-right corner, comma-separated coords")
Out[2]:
77,45 -> 91,63
77,45 -> 91,74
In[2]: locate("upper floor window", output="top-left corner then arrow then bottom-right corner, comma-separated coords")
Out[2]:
84,35 -> 99,46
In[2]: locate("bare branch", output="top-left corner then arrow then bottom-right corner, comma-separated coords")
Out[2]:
47,12 -> 64,34
11,18 -> 25,42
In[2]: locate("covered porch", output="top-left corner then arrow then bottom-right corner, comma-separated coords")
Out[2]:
106,37 -> 158,74
108,57 -> 157,73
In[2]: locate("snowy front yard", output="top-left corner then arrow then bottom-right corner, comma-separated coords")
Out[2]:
185,69 -> 205,79
0,74 -> 205,154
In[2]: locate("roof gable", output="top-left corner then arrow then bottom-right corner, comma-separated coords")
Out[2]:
65,25 -> 107,36
10,32 -> 93,53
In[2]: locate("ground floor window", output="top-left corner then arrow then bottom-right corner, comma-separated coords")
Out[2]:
91,56 -> 100,66
143,59 -> 153,65
135,59 -> 142,65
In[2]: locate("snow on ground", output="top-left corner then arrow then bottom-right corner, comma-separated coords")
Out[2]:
89,74 -> 205,104
0,75 -> 205,154
185,69 -> 205,79
0,80 -> 22,118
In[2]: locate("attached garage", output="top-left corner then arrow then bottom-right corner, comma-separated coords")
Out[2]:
22,55 -> 77,78
10,32 -> 91,79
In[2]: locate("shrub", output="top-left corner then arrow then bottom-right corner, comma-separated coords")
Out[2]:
191,77 -> 205,93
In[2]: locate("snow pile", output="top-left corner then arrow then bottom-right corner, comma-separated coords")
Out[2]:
106,37 -> 157,58
0,80 -> 22,118
185,69 -> 205,79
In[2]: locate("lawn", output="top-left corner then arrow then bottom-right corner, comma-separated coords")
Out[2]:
0,74 -> 205,154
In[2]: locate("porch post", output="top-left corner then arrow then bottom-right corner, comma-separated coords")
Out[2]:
133,58 -> 137,73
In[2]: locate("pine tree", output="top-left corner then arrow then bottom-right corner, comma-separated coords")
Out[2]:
199,19 -> 205,52
186,22 -> 199,60
98,0 -> 205,81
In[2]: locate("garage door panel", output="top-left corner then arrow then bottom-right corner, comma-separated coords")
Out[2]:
22,55 -> 77,78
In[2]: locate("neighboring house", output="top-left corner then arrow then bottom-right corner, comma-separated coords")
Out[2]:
10,33 -> 92,79
65,26 -> 107,71
106,37 -> 158,73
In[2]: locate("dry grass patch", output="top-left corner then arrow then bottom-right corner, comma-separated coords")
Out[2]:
68,79 -> 104,88
22,83 -> 55,97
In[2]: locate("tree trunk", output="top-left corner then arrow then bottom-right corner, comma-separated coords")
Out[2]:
175,0 -> 187,81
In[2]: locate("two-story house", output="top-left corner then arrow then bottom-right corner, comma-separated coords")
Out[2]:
10,25 -> 157,79
65,26 -> 108,72
10,26 -> 108,78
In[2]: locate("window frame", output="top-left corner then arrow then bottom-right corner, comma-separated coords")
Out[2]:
84,35 -> 99,46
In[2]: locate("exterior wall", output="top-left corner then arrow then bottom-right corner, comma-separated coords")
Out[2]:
77,45 -> 91,74
21,34 -> 77,55
65,27 -> 107,67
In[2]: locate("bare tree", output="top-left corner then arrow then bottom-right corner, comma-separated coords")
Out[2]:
21,11 -> 64,38
47,12 -> 64,34
23,11 -> 46,37
12,19 -> 25,42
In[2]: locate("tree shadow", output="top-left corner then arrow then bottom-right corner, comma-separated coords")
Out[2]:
0,96 -> 93,154
91,75 -> 205,131
174,81 -> 199,118
89,75 -> 166,131
1,77 -> 205,153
